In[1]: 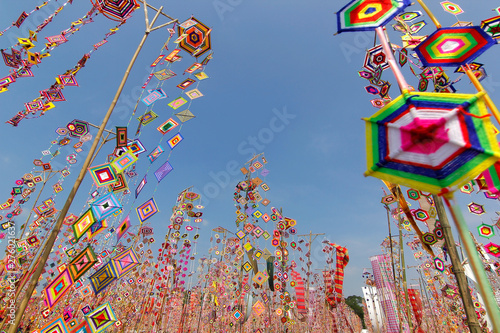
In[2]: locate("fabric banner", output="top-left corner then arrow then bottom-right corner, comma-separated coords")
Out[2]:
322,270 -> 335,302
291,269 -> 307,314
408,288 -> 423,326
370,254 -> 409,333
332,244 -> 349,303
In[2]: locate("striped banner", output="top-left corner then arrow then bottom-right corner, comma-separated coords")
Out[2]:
332,244 -> 349,303
371,254 -> 409,333
322,270 -> 335,302
291,269 -> 307,314
408,289 -> 423,326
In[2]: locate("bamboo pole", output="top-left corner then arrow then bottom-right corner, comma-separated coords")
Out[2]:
415,0 -> 442,29
397,214 -> 412,331
296,231 -> 324,301
6,3 -> 172,332
383,204 -> 403,333
442,193 -> 500,332
18,169 -> 60,238
3,131 -> 112,329
374,27 -> 409,93
418,275 -> 439,332
432,195 -> 481,332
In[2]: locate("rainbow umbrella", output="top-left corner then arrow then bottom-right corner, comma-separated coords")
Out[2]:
364,91 -> 500,194
91,0 -> 140,22
336,0 -> 411,33
480,15 -> 500,40
414,26 -> 496,67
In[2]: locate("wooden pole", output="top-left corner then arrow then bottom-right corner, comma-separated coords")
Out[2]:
397,215 -> 412,331
418,275 -> 439,332
432,195 -> 481,332
383,204 -> 403,333
18,169 -> 60,238
296,231 -> 324,300
6,3 -> 175,332
374,27 -> 409,93
442,193 -> 500,332
3,132 -> 112,323
415,0 -> 442,29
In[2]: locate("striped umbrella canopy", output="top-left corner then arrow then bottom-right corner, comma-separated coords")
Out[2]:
364,91 -> 500,194
480,15 -> 500,40
336,0 -> 411,33
91,0 -> 140,22
414,26 -> 496,67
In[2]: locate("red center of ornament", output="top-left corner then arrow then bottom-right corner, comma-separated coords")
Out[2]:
400,116 -> 449,154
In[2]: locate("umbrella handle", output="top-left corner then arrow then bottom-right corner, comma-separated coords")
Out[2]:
375,27 -> 409,92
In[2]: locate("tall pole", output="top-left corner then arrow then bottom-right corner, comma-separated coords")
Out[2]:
442,194 -> 500,333
383,204 -> 403,333
418,275 -> 439,332
397,214 -> 412,332
7,4 -> 175,332
432,195 -> 481,333
296,231 -> 324,300
18,169 -> 60,238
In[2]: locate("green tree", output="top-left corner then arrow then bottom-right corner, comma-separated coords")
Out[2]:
345,295 -> 366,328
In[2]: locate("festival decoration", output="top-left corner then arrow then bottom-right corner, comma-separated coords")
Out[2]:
477,223 -> 495,238
440,1 -> 463,15
336,0 -> 411,33
467,202 -> 485,215
72,209 -> 97,241
109,246 -> 140,278
364,91 -> 500,194
136,197 -> 158,223
43,269 -> 74,309
414,27 -> 496,67
89,263 -> 117,294
483,242 -> 500,257
177,17 -> 212,57
84,302 -> 117,333
88,164 -> 117,188
91,0 -> 140,22
90,193 -> 122,220
40,315 -> 70,333
68,246 -> 97,281
481,15 -> 500,40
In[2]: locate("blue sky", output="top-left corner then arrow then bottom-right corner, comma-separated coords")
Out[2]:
1,0 -> 500,298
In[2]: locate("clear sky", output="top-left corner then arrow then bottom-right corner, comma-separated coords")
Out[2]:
0,0 -> 499,298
